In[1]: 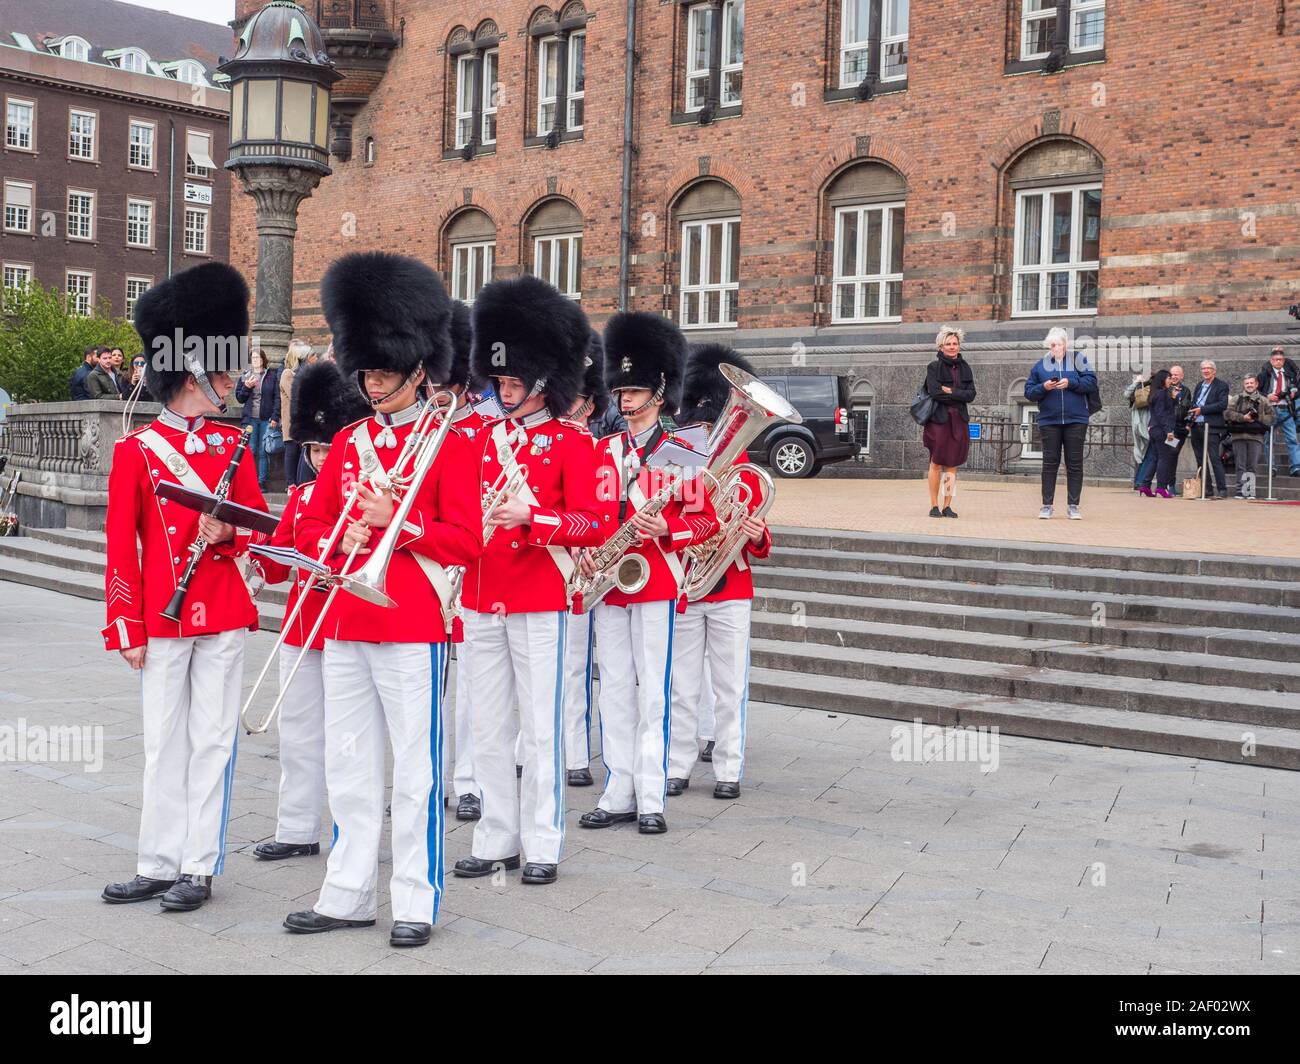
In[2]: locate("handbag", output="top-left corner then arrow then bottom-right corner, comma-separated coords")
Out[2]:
909,384 -> 936,426
265,423 -> 284,456
1086,388 -> 1104,416
1133,383 -> 1151,409
1182,475 -> 1202,500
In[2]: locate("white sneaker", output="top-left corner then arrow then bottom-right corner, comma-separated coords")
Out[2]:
1038,506 -> 1053,519
1068,505 -> 1082,520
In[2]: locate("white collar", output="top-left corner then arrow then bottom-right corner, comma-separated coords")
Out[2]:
508,408 -> 553,432
158,407 -> 206,434
374,400 -> 423,429
631,423 -> 658,447
451,401 -> 476,424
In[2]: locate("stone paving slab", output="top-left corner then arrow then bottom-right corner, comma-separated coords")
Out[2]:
3,581 -> 1300,974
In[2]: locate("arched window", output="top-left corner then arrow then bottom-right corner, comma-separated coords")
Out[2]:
673,179 -> 741,329
1009,376 -> 1043,459
364,136 -> 376,165
849,378 -> 874,455
833,1 -> 909,90
528,4 -> 589,141
58,37 -> 90,62
526,198 -> 583,299
116,48 -> 150,73
825,161 -> 905,324
445,208 -> 496,303
446,22 -> 502,156
1007,139 -> 1102,318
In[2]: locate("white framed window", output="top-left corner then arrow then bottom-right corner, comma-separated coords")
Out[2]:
686,1 -> 743,111
126,198 -> 154,248
567,32 -> 586,129
67,190 -> 95,241
832,202 -> 904,323
68,109 -> 97,160
451,241 -> 494,303
1071,0 -> 1105,51
126,276 -> 152,318
364,137 -> 376,164
66,270 -> 93,316
1020,0 -> 1058,60
6,97 -> 35,150
680,217 -> 740,329
3,263 -> 33,292
59,37 -> 90,62
686,4 -> 713,112
538,37 -> 561,135
185,129 -> 214,179
454,55 -> 476,148
881,0 -> 909,81
481,48 -> 499,145
169,61 -> 205,85
1012,184 -> 1101,317
840,0 -> 871,87
850,392 -> 872,455
129,119 -> 155,169
3,181 -> 34,234
721,0 -> 744,105
1019,404 -> 1042,458
116,49 -> 150,74
184,207 -> 209,254
534,233 -> 582,299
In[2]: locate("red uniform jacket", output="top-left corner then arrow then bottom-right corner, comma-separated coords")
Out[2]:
296,414 -> 481,644
253,483 -> 328,650
102,417 -> 266,651
698,465 -> 771,603
462,413 -> 605,615
448,401 -> 493,443
593,429 -> 719,607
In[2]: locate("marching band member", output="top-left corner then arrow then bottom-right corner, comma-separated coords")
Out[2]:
284,252 -> 480,948
452,276 -> 604,886
556,333 -> 610,788
666,345 -> 770,800
250,361 -> 369,860
577,313 -> 719,836
101,263 -> 266,912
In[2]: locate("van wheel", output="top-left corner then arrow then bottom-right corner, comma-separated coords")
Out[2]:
771,438 -> 814,478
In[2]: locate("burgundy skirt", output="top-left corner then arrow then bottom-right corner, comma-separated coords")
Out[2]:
923,409 -> 970,468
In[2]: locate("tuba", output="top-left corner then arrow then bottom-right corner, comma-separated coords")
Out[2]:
679,364 -> 800,601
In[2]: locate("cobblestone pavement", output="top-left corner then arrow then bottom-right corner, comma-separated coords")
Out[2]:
769,479 -> 1300,558
2,583 -> 1298,975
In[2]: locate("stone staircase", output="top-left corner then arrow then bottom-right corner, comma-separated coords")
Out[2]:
2,523 -> 1298,769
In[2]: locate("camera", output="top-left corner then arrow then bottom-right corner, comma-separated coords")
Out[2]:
1289,303 -> 1300,319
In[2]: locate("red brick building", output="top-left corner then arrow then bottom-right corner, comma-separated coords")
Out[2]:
0,0 -> 233,321
230,0 -> 1300,475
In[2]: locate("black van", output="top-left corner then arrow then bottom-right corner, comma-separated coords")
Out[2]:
748,373 -> 857,478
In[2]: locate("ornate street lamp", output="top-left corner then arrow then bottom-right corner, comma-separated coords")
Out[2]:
219,2 -> 341,366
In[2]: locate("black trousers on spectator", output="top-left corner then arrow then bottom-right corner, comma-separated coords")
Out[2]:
283,440 -> 302,487
1156,437 -> 1182,491
1189,424 -> 1228,495
1039,423 -> 1087,506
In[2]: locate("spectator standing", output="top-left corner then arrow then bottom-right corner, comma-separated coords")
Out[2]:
922,325 -> 976,518
1144,370 -> 1183,497
1257,346 -> 1300,477
279,339 -> 314,487
1187,360 -> 1230,499
69,346 -> 98,400
85,347 -> 124,400
234,348 -> 281,490
109,348 -> 132,398
1224,375 -> 1274,497
1124,372 -> 1155,489
125,354 -> 152,403
1024,327 -> 1097,519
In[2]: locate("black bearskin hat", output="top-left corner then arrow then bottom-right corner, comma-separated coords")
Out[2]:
679,343 -> 756,426
135,262 -> 249,404
602,312 -> 687,416
290,360 -> 372,444
443,299 -> 476,390
321,252 -> 452,388
581,331 -> 610,421
470,275 -> 590,417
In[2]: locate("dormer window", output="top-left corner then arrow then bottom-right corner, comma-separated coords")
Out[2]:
114,48 -> 150,74
57,36 -> 91,62
164,61 -> 206,86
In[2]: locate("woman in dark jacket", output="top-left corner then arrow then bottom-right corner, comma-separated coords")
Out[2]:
923,325 -> 976,518
1142,369 -> 1181,498
234,348 -> 281,490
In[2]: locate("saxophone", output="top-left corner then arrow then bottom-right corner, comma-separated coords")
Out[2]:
567,468 -> 684,615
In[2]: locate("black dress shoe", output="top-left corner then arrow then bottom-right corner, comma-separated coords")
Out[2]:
665,777 -> 689,797
452,854 -> 520,878
579,808 -> 637,829
102,875 -> 176,904
522,863 -> 558,885
700,741 -> 714,763
158,874 -> 211,912
942,507 -> 958,518
929,506 -> 943,518
638,813 -> 667,834
390,921 -> 432,947
254,840 -> 320,861
456,793 -> 482,821
714,781 -> 741,800
567,768 -> 594,787
284,910 -> 376,934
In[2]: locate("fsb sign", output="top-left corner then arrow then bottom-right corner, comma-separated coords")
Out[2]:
184,183 -> 212,205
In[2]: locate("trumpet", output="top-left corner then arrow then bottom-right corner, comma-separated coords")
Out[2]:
481,438 -> 530,547
241,390 -> 458,734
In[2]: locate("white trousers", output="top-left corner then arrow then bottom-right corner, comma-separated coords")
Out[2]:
668,599 -> 752,783
696,661 -> 716,742
275,645 -> 325,844
316,640 -> 444,925
137,630 -> 243,879
592,600 -> 675,817
564,609 -> 595,770
464,609 -> 567,865
446,643 -> 479,798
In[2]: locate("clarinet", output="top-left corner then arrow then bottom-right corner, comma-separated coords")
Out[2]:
161,425 -> 254,623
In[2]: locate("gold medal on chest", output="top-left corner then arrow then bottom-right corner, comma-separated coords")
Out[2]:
165,453 -> 190,478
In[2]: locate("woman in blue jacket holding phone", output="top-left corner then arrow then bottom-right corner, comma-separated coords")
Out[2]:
1024,327 -> 1098,520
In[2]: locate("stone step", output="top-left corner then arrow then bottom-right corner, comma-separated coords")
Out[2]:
748,639 -> 1298,730
765,545 -> 1300,608
748,667 -> 1300,771
769,527 -> 1300,583
752,565 -> 1300,635
748,610 -> 1300,692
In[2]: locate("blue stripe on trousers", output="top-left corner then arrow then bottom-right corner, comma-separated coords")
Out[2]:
427,642 -> 445,924
583,614 -> 595,762
737,627 -> 751,782
214,731 -> 238,875
552,611 -> 567,847
660,600 -> 676,800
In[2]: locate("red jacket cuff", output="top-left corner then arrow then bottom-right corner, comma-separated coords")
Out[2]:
102,616 -> 146,652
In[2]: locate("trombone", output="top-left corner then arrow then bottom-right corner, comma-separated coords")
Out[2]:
241,390 -> 458,734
